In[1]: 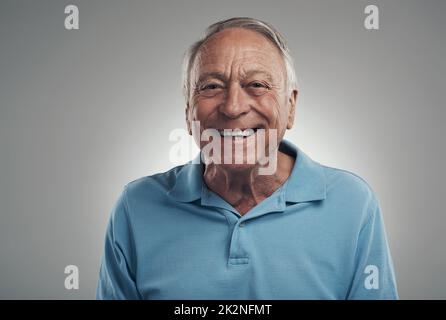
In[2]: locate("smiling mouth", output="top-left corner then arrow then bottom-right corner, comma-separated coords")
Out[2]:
216,128 -> 262,138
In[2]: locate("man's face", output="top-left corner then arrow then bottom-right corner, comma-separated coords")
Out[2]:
187,27 -> 297,169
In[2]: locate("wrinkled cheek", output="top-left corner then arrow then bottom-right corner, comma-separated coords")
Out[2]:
256,97 -> 288,152
187,104 -> 201,147
258,96 -> 282,127
189,102 -> 213,150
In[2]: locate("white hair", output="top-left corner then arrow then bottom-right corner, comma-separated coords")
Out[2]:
182,17 -> 298,103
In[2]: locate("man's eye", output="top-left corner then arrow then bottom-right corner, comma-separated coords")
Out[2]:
201,84 -> 220,90
249,82 -> 269,89
245,81 -> 270,96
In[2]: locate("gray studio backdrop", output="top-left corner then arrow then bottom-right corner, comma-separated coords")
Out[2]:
0,0 -> 444,299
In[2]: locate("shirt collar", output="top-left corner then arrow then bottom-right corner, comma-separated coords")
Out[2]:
167,139 -> 326,204
280,139 -> 327,203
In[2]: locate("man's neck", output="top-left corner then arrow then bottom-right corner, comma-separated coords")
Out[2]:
203,151 -> 295,215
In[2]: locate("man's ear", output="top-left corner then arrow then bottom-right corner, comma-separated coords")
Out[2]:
186,103 -> 192,135
286,89 -> 298,129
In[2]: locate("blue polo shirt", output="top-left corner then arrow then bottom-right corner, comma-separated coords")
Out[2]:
97,139 -> 398,299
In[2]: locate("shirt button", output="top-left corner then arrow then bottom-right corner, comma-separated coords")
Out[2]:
239,222 -> 245,227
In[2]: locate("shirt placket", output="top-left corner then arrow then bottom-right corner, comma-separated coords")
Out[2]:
201,184 -> 287,267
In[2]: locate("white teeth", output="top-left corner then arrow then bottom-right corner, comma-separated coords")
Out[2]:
242,128 -> 255,136
219,129 -> 256,137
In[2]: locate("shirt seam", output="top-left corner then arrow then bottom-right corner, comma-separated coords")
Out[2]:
345,198 -> 378,298
122,184 -> 143,299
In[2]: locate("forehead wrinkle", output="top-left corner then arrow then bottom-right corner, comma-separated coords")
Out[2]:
197,32 -> 281,67
197,61 -> 280,83
194,35 -> 286,86
199,47 -> 277,67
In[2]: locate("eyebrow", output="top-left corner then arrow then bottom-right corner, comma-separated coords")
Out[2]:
197,72 -> 227,84
197,70 -> 275,84
243,70 -> 275,83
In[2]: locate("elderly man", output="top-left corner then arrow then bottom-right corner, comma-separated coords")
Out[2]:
97,17 -> 398,300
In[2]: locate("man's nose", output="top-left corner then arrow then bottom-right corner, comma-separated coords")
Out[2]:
218,83 -> 250,119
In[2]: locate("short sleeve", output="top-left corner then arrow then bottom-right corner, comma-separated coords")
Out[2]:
96,186 -> 141,299
346,199 -> 399,299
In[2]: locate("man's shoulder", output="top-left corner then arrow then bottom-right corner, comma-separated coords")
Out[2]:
320,164 -> 379,208
124,164 -> 186,199
315,163 -> 382,228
